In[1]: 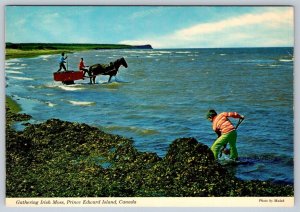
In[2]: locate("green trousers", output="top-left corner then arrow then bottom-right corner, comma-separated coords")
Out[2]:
210,130 -> 238,160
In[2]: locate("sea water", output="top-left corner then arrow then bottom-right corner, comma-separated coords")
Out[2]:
5,47 -> 294,183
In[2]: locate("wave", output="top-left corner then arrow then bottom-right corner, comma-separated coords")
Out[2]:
256,64 -> 281,67
6,58 -> 22,63
6,70 -> 23,74
100,80 -> 132,89
68,100 -> 96,106
46,102 -> 57,107
156,51 -> 172,54
279,59 -> 293,62
42,83 -> 86,91
8,66 -> 25,70
150,53 -> 163,56
175,51 -> 191,54
103,125 -> 159,136
39,55 -> 52,60
5,62 -> 16,66
58,85 -> 85,91
9,76 -> 34,81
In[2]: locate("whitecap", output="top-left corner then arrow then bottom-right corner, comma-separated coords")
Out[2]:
6,70 -> 23,74
5,62 -> 16,66
175,51 -> 191,54
279,59 -> 293,62
156,51 -> 172,54
9,66 -> 25,70
9,76 -> 34,81
58,85 -> 85,91
150,53 -> 162,56
6,58 -> 22,62
68,100 -> 95,106
39,55 -> 52,59
46,102 -> 56,107
103,125 -> 159,136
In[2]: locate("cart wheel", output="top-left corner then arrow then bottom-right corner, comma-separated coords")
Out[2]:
63,80 -> 75,85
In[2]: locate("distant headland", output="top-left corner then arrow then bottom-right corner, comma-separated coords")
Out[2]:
5,42 -> 153,59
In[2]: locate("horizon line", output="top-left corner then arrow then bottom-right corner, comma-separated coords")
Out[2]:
5,42 -> 293,50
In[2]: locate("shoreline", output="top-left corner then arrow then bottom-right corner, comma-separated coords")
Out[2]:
5,98 -> 294,197
6,95 -> 21,113
5,43 -> 153,59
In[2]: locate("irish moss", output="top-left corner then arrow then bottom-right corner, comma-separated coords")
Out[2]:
6,109 -> 293,197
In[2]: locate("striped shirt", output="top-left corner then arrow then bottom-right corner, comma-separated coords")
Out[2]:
212,112 -> 242,135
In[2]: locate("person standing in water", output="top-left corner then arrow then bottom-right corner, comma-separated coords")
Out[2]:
57,52 -> 68,72
206,109 -> 244,160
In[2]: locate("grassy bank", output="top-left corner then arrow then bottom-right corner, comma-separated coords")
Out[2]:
5,49 -> 72,60
5,43 -> 152,59
6,95 -> 21,113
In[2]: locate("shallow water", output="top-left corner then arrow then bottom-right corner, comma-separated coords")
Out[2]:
6,47 -> 294,183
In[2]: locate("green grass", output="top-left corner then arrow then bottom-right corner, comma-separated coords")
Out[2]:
6,95 -> 21,113
5,43 -> 147,59
5,49 -> 73,59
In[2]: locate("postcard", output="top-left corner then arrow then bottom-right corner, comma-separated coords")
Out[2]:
4,4 -> 294,207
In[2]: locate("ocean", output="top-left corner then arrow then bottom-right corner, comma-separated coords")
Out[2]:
5,47 -> 294,183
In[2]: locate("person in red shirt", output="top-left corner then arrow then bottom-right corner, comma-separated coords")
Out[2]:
78,58 -> 89,77
206,109 -> 244,160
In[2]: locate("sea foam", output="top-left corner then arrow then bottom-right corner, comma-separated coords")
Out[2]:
68,100 -> 95,106
9,76 -> 34,81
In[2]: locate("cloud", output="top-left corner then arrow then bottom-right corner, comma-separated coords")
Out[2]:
120,8 -> 294,48
175,9 -> 293,39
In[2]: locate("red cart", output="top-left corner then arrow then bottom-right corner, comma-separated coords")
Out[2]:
53,70 -> 84,85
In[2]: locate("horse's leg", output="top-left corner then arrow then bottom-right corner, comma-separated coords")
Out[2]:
87,70 -> 92,84
108,75 -> 113,83
93,76 -> 96,84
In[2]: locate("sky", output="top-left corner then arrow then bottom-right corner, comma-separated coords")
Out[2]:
5,6 -> 294,48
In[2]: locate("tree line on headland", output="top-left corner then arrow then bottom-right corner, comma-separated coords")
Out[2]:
5,42 -> 153,59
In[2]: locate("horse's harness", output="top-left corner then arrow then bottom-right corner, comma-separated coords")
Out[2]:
103,61 -> 118,74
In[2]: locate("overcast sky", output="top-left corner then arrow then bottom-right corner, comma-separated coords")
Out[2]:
5,6 -> 294,48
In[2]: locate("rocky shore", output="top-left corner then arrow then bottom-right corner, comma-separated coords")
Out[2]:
6,101 -> 293,197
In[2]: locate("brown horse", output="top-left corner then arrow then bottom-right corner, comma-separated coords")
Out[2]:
88,57 -> 128,84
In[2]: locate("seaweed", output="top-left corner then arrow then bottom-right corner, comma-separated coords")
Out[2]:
6,107 -> 294,197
